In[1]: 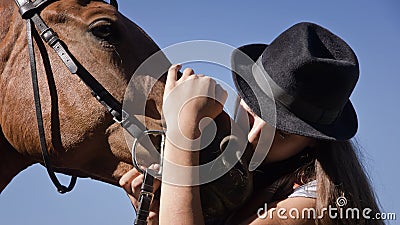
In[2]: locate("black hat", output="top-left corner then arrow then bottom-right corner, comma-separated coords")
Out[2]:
231,22 -> 359,140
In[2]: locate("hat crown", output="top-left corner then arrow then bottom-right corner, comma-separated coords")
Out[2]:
231,22 -> 359,140
263,22 -> 359,112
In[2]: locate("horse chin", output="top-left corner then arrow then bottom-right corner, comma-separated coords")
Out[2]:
53,160 -> 134,187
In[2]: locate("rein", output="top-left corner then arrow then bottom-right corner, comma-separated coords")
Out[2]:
14,0 -> 150,193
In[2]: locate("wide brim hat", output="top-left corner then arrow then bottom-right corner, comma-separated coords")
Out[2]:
231,22 -> 359,140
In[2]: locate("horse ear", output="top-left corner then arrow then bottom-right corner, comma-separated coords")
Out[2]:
109,0 -> 118,10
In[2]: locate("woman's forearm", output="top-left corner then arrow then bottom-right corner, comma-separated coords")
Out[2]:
158,64 -> 225,225
159,128 -> 205,225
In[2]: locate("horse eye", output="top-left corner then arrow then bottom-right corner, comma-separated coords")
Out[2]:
89,20 -> 114,40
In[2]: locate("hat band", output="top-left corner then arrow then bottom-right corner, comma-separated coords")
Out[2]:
251,57 -> 342,125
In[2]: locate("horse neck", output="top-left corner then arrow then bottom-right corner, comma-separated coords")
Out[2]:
0,129 -> 33,194
0,4 -> 30,193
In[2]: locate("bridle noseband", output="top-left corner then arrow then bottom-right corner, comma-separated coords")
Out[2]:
14,0 -> 151,194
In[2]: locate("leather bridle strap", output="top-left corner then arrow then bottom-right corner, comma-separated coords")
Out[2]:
23,4 -> 77,194
15,0 -> 145,193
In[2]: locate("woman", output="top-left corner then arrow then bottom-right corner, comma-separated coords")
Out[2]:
120,22 -> 384,225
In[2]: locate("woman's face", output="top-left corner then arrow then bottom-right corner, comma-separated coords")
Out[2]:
236,99 -> 315,164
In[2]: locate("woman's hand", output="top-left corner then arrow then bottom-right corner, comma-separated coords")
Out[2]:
119,165 -> 161,225
163,64 -> 228,138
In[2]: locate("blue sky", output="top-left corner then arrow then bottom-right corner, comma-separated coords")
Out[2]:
1,1 -> 399,224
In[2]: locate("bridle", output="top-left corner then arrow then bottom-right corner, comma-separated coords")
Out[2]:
14,0 -> 152,194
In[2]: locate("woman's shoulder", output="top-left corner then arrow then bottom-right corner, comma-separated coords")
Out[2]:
228,196 -> 316,225
222,180 -> 317,225
288,180 -> 317,199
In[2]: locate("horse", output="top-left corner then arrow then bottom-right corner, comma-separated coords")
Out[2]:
1,0 -> 254,221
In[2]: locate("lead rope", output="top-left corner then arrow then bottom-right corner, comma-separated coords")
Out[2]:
26,18 -> 77,194
135,169 -> 154,225
132,130 -> 165,225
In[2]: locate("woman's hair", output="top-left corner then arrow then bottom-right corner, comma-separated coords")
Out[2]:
302,140 -> 385,225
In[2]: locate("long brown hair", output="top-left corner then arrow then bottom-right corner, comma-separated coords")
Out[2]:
312,140 -> 384,225
245,137 -> 384,224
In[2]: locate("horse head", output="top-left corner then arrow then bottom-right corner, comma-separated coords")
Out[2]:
0,0 -> 169,190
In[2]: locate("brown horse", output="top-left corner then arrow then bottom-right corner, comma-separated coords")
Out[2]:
0,0 -> 169,192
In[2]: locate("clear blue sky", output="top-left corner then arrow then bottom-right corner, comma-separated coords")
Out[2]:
1,1 -> 399,224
